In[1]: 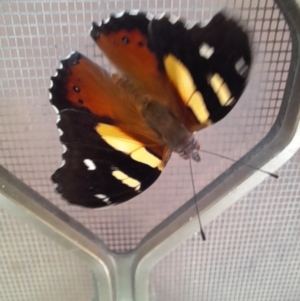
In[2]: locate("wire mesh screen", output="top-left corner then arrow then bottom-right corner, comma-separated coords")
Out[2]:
150,149 -> 300,301
0,0 -> 292,254
0,209 -> 95,301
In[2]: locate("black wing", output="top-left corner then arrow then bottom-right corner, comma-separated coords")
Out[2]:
52,109 -> 164,208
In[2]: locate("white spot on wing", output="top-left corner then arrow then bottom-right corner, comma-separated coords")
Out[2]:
116,11 -> 125,18
49,92 -> 53,100
90,21 -> 102,34
104,17 -> 110,24
65,51 -> 76,60
169,15 -> 180,24
235,57 -> 249,77
56,114 -> 61,123
200,20 -> 209,27
155,13 -> 165,20
130,9 -> 139,15
60,159 -> 66,167
95,194 -> 111,204
49,80 -> 53,89
199,43 -> 214,59
185,21 -> 196,30
146,12 -> 154,20
57,128 -> 63,136
52,105 -> 59,114
95,194 -> 107,199
83,159 -> 96,171
62,144 -> 67,153
53,71 -> 58,77
58,63 -> 63,69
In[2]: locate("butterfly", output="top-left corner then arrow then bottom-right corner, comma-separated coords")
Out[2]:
49,11 -> 252,209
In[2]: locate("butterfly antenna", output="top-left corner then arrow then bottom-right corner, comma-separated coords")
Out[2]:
189,158 -> 206,241
200,149 -> 279,179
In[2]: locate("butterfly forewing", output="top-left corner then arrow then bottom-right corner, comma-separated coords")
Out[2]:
50,52 -> 170,208
149,12 -> 252,131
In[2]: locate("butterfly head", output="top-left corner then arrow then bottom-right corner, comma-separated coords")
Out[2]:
176,134 -> 201,162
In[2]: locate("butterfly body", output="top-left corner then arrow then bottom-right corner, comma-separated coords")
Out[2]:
50,11 -> 251,208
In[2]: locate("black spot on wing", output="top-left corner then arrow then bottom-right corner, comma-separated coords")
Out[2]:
49,52 -> 88,113
73,85 -> 80,93
49,51 -> 111,115
52,109 -> 161,208
122,36 -> 130,44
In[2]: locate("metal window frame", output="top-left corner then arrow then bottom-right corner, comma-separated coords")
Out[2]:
1,0 -> 300,300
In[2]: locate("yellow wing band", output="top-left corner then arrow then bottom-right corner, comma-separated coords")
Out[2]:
164,54 -> 211,125
112,170 -> 141,191
95,123 -> 164,170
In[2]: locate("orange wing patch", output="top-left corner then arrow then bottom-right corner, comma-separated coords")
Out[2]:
90,16 -> 203,132
95,29 -> 162,89
49,52 -> 170,161
50,52 -> 121,119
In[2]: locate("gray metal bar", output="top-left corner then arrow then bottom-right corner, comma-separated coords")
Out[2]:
114,254 -> 136,301
133,0 -> 300,300
0,165 -> 117,301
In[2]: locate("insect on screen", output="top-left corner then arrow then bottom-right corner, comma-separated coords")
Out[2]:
0,0 -> 300,301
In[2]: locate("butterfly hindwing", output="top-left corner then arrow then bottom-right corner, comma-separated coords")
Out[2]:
50,51 -> 171,150
52,109 -> 168,208
49,51 -> 142,122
